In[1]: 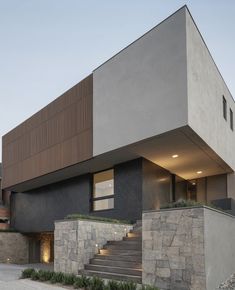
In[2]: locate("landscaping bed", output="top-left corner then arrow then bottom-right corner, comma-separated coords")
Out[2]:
21,268 -> 159,290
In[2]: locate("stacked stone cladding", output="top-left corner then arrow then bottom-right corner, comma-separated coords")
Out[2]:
54,219 -> 133,274
0,232 -> 29,264
142,207 -> 206,290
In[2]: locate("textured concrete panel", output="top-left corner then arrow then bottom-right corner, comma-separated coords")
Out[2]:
186,9 -> 235,171
93,7 -> 188,156
204,208 -> 235,290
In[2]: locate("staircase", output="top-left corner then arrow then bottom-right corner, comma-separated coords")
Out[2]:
83,220 -> 142,283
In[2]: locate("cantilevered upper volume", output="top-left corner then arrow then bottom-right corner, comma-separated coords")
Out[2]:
2,6 -> 235,191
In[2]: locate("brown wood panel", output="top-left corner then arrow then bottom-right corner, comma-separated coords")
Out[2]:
2,75 -> 93,189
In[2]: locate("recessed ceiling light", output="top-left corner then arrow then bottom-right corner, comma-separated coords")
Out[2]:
197,171 -> 202,174
172,154 -> 179,158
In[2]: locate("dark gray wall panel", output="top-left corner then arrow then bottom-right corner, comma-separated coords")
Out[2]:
142,159 -> 171,210
90,158 -> 143,222
10,174 -> 92,233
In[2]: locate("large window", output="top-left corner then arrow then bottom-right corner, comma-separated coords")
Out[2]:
223,96 -> 227,120
92,169 -> 114,211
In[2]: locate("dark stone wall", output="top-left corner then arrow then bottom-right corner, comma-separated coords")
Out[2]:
10,174 -> 92,233
10,159 -> 144,232
10,158 -> 172,233
88,158 -> 143,222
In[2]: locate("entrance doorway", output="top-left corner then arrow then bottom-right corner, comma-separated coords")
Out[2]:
187,180 -> 197,201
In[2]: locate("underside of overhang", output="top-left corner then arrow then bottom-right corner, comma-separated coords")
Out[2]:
7,125 -> 232,192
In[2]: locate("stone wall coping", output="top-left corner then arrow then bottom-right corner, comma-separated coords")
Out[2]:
54,218 -> 133,226
143,205 -> 235,219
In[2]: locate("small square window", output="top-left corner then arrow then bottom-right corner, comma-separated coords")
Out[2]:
230,109 -> 233,131
223,96 -> 227,120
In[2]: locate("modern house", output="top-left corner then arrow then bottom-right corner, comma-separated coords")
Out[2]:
1,5 -> 235,280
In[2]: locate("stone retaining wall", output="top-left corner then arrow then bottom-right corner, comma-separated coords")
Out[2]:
54,219 -> 133,274
0,232 -> 29,264
143,206 -> 235,290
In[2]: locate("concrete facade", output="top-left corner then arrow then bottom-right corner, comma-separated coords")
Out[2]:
186,10 -> 235,172
54,219 -> 132,274
142,207 -> 235,290
0,232 -> 29,264
204,208 -> 235,290
93,8 -> 188,156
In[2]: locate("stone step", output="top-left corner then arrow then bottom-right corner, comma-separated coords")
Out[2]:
107,240 -> 141,246
90,258 -> 142,269
103,244 -> 141,251
84,264 -> 142,276
100,249 -> 142,256
127,232 -> 141,238
129,229 -> 142,234
94,254 -> 142,263
123,236 -> 141,241
83,270 -> 142,283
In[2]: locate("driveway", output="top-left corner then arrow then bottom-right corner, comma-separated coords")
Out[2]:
0,264 -> 66,290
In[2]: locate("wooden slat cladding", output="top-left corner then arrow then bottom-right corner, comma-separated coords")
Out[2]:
2,75 -> 93,189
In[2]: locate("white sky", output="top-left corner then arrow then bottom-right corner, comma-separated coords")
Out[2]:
0,0 -> 235,161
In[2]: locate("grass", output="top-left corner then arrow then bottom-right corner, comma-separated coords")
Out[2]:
65,213 -> 133,224
21,268 -> 160,290
0,228 -> 17,232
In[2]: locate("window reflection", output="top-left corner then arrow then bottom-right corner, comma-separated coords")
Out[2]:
93,169 -> 114,211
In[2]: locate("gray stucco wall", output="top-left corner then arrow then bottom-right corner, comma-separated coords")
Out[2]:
93,7 -> 188,156
204,209 -> 235,290
186,9 -> 235,171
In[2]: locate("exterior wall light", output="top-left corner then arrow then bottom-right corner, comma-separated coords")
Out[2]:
172,154 -> 179,158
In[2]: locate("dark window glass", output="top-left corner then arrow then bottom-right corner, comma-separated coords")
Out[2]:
223,96 -> 227,120
230,108 -> 234,131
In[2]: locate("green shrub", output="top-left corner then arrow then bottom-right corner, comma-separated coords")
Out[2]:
31,270 -> 40,281
38,270 -> 53,281
74,275 -> 91,289
161,199 -> 202,209
62,273 -> 76,285
161,198 -> 223,211
65,214 -> 132,224
50,272 -> 64,284
119,281 -> 137,290
0,228 -> 17,232
107,280 -> 121,290
141,285 -> 160,290
89,276 -> 105,290
21,268 -> 36,279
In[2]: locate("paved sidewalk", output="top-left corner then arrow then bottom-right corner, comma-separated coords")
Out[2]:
0,264 -> 66,290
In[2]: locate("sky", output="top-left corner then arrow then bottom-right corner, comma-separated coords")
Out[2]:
0,0 -> 235,161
